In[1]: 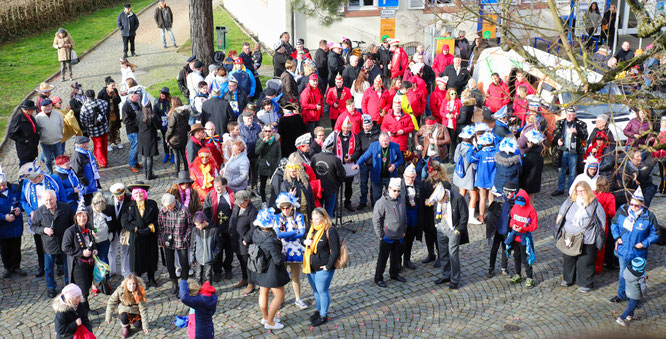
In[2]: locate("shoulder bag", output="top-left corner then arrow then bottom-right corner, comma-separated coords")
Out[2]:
556,201 -> 598,256
327,228 -> 349,269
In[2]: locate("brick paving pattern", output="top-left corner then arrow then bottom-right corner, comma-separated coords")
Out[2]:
1,2 -> 665,338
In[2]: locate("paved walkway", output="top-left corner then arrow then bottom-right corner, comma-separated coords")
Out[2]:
1,3 -> 666,338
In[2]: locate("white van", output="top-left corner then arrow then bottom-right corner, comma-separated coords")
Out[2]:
472,46 -> 634,142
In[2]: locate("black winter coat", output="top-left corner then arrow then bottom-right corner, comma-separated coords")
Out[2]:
552,118 -> 588,171
342,64 -> 361,88
378,45 -> 392,78
30,203 -> 75,255
520,145 -> 544,194
97,88 -> 121,130
117,11 -> 139,37
307,226 -> 340,272
154,6 -> 173,29
201,97 -> 234,137
53,300 -> 92,339
121,100 -> 140,135
273,52 -> 291,77
327,52 -> 345,86
223,89 -> 249,115
355,126 -> 381,165
62,224 -> 97,286
277,114 -> 308,156
280,178 -> 316,218
269,168 -> 284,208
105,194 -> 131,235
442,64 -> 470,94
314,48 -> 329,81
8,112 -> 40,165
251,228 -> 290,288
230,203 -> 258,255
122,199 -> 159,275
136,105 -> 160,157
311,152 -> 346,199
177,65 -> 192,99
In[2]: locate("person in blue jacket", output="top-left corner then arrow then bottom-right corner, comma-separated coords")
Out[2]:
179,279 -> 218,339
609,187 -> 660,303
353,132 -> 404,205
71,136 -> 100,205
493,136 -> 521,194
486,182 -> 517,278
467,131 -> 497,223
230,59 -> 257,98
53,155 -> 83,210
491,106 -> 511,142
0,166 -> 26,278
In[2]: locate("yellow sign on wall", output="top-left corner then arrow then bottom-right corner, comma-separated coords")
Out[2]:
380,18 -> 395,41
435,37 -> 455,55
482,14 -> 498,39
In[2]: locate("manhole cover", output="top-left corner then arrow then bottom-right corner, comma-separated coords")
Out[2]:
504,324 -> 519,331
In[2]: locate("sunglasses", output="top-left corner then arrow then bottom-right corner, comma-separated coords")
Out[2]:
629,203 -> 642,208
280,205 -> 292,210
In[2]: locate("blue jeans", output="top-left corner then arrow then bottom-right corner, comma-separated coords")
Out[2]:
127,133 -> 138,167
323,192 -> 337,218
371,177 -> 391,205
96,240 -> 110,265
159,27 -> 177,46
616,252 -> 630,300
359,163 -> 371,205
45,253 -> 68,290
307,269 -> 335,317
557,151 -> 577,191
620,298 -> 639,319
40,142 -> 63,174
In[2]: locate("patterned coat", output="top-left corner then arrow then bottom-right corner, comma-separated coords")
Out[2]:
80,99 -> 110,138
157,203 -> 193,250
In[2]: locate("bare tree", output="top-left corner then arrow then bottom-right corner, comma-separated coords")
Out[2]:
190,0 -> 214,65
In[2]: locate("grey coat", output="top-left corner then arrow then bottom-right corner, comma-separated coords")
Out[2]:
190,226 -> 220,265
117,11 -> 140,37
373,193 -> 406,240
623,267 -> 647,300
452,142 -> 475,190
557,198 -> 607,248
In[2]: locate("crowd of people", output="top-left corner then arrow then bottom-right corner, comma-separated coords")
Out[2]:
2,3 -> 666,336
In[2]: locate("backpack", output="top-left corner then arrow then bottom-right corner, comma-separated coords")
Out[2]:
327,229 -> 349,269
247,243 -> 269,273
454,153 -> 466,178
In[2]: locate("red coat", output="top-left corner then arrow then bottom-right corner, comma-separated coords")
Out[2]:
325,86 -> 352,120
652,131 -> 666,158
429,88 -> 446,123
512,98 -> 528,126
514,80 -> 535,95
204,137 -> 225,168
508,190 -> 538,243
361,87 -> 390,124
390,48 -> 409,79
302,163 -> 322,207
594,191 -> 616,274
300,85 -> 323,123
433,52 -> 453,75
439,98 -> 462,130
409,75 -> 428,112
403,90 -> 424,117
485,81 -> 510,113
334,110 -> 363,135
381,112 -> 415,151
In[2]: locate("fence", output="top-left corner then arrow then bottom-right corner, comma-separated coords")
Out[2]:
0,0 -> 123,43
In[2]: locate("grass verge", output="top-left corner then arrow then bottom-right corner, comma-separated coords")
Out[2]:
0,0 -> 156,140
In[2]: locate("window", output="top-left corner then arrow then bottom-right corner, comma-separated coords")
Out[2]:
408,0 -> 426,9
428,0 -> 453,5
349,0 -> 375,8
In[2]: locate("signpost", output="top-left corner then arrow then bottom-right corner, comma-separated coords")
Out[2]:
380,18 -> 396,41
482,14 -> 498,39
378,0 -> 399,7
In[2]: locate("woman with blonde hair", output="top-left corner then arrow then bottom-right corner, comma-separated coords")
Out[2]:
555,181 -> 606,292
351,70 -> 370,112
280,160 -> 316,223
303,208 -> 340,327
104,274 -> 149,337
53,28 -> 75,81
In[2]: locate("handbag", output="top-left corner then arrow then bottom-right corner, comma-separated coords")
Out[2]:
119,229 -> 130,245
454,153 -> 466,178
92,255 -> 110,284
73,324 -> 96,339
326,229 -> 349,269
555,202 -> 598,256
70,49 -> 80,65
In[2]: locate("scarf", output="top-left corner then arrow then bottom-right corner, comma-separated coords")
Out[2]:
24,173 -> 59,209
75,147 -> 100,180
335,133 -> 355,161
302,222 -> 327,274
54,166 -> 83,198
201,164 -> 214,189
229,91 -> 239,114
136,200 -> 145,217
399,95 -> 419,131
179,187 -> 191,209
573,200 -> 590,227
623,207 -> 643,232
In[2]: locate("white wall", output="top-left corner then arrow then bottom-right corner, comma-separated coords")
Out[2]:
222,0 -> 289,45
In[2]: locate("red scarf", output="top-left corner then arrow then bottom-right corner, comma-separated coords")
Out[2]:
336,133 -> 355,161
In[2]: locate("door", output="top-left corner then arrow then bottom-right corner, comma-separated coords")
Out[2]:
617,0 -> 638,35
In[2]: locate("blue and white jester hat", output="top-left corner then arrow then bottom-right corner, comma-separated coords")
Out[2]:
499,136 -> 518,154
524,129 -> 544,144
478,131 -> 494,145
254,207 -> 277,228
458,125 -> 476,139
492,105 -> 508,120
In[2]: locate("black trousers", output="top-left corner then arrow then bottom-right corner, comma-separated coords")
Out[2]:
213,232 -> 233,274
563,244 -> 597,288
164,248 -> 189,280
0,237 -> 22,270
119,312 -> 142,327
194,262 -> 214,284
489,232 -> 508,272
249,158 -> 258,188
422,208 -> 438,258
512,241 -> 533,279
447,127 -> 457,163
72,260 -> 93,300
375,239 -> 402,282
160,129 -> 170,155
33,234 -> 45,272
122,36 -> 136,54
401,226 -> 418,264
259,175 -> 269,203
234,251 -> 253,282
344,177 -> 353,204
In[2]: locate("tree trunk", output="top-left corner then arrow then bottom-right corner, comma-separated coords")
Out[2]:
190,0 -> 214,65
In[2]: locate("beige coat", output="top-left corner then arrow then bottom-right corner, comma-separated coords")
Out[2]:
53,31 -> 75,61
104,286 -> 149,329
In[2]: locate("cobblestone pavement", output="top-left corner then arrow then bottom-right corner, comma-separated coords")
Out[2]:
2,4 -> 666,339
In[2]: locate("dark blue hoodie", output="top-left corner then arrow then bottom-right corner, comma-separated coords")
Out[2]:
179,279 -> 218,339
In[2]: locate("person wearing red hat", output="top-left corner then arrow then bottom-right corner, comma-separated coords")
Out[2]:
300,74 -> 324,134
230,58 -> 256,98
430,77 -> 448,123
361,75 -> 391,125
433,44 -> 454,76
325,73 -> 352,128
381,96 -> 415,152
388,40 -> 409,79
334,100 -> 363,136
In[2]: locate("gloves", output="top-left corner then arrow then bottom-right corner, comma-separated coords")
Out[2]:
137,227 -> 151,236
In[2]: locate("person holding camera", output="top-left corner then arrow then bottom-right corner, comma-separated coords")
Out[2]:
158,193 -> 193,295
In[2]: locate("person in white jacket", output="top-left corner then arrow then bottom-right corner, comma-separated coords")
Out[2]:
186,61 -> 205,102
568,155 -> 599,195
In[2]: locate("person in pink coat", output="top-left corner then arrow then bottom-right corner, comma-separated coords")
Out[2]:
361,75 -> 391,125
432,44 -> 454,76
389,39 -> 409,79
300,74 -> 324,134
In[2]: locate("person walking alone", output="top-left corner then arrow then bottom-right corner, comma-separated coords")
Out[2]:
154,0 -> 177,49
117,3 -> 140,58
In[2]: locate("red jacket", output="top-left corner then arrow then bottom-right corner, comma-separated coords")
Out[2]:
361,87 -> 390,124
514,80 -> 535,95
409,76 -> 428,112
439,98 -> 462,130
432,52 -> 453,75
290,51 -> 312,59
381,112 -> 415,151
334,110 -> 363,135
652,130 -> 666,158
508,190 -> 538,242
485,81 -> 510,113
300,85 -> 323,123
204,137 -> 225,168
390,48 -> 409,79
512,98 -> 528,126
429,88 -> 447,123
325,86 -> 352,120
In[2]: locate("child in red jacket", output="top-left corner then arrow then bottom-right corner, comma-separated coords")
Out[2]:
504,189 -> 538,288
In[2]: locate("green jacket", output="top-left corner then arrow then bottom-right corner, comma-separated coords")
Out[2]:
255,132 -> 282,176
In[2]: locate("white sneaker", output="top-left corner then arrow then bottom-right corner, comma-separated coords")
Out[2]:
264,322 -> 284,330
616,317 -> 626,326
468,217 -> 482,225
107,145 -> 114,151
260,317 -> 280,325
117,143 -> 124,149
294,299 -> 308,309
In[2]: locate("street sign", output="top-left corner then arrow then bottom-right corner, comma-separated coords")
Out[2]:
482,14 -> 497,39
378,0 -> 399,7
381,9 -> 396,18
380,18 -> 396,41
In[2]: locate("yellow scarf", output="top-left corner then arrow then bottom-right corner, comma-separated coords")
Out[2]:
136,201 -> 145,217
400,94 -> 419,131
302,222 -> 327,274
201,164 -> 214,189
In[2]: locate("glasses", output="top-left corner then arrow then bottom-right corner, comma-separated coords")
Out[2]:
263,130 -> 273,133
629,203 -> 642,208
199,155 -> 210,159
576,189 -> 586,193
280,205 -> 292,210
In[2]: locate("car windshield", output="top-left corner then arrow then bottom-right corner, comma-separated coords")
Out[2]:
561,84 -> 631,119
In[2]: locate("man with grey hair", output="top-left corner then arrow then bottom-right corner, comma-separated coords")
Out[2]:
353,132 -> 404,205
229,189 -> 258,292
455,30 -> 471,68
342,54 -> 361,88
157,192 -> 193,295
587,113 -> 615,148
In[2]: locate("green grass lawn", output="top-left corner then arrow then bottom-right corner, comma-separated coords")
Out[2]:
0,0 -> 155,140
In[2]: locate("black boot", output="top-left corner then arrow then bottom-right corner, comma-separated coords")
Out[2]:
170,280 -> 179,295
145,157 -> 157,180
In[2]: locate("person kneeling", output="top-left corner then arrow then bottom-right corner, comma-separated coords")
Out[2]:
104,274 -> 149,337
